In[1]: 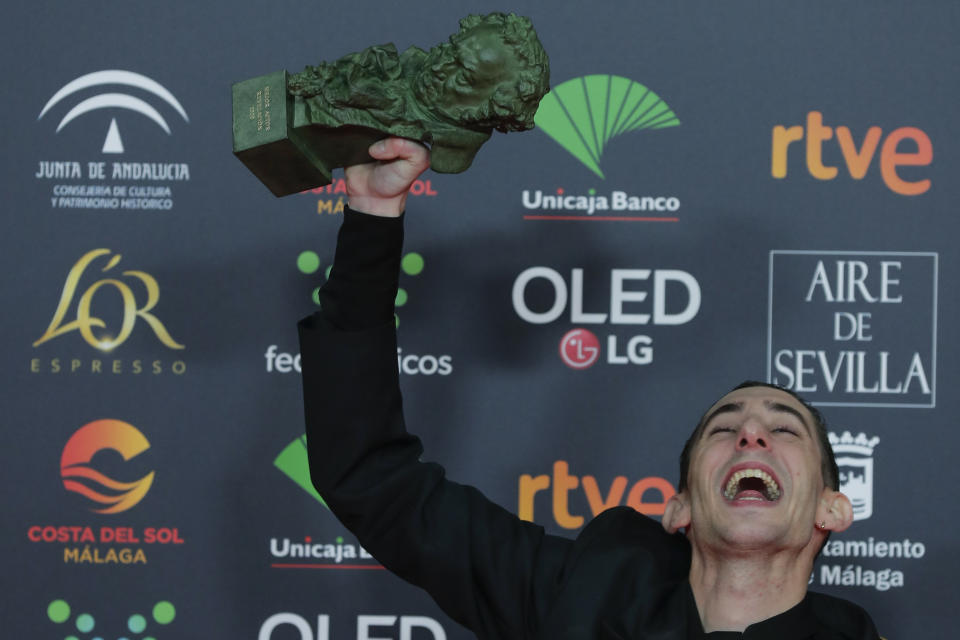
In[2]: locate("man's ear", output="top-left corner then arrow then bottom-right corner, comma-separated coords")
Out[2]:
817,489 -> 854,533
662,492 -> 691,534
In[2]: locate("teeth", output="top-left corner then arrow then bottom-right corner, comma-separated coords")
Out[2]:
723,468 -> 781,501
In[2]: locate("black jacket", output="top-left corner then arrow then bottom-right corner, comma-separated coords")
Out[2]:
298,312 -> 881,640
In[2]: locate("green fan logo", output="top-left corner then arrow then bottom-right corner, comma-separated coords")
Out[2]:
296,250 -> 425,327
535,75 -> 680,178
274,435 -> 327,508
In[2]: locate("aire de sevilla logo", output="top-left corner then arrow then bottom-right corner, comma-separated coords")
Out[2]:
61,419 -> 155,513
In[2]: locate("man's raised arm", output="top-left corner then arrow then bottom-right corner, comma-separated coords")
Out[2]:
296,138 -> 569,639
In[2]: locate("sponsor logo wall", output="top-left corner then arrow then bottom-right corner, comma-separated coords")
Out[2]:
3,3 -> 956,639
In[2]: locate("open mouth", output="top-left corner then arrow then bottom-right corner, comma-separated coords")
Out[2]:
722,467 -> 782,502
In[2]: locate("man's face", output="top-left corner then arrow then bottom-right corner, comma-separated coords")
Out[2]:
683,386 -> 827,551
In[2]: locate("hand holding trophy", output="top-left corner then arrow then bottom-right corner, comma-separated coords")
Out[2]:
232,13 -> 550,196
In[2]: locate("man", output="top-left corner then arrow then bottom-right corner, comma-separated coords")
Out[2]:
298,138 -> 881,639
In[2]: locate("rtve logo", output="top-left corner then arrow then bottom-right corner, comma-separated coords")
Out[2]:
519,461 -> 676,529
771,111 -> 932,195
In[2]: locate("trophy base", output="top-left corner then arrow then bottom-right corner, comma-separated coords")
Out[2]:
232,71 -> 386,196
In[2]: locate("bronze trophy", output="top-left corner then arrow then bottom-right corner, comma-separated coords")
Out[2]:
232,13 -> 550,196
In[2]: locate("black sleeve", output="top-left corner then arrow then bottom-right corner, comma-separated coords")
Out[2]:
297,209 -> 571,639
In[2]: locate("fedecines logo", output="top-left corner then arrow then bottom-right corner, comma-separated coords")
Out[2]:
61,419 -> 155,514
34,249 -> 184,353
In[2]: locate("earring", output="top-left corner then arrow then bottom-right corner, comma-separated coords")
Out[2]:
815,520 -> 826,530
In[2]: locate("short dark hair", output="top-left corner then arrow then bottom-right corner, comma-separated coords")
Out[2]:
677,381 -> 839,493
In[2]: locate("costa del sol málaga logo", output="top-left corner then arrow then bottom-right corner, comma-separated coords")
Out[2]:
535,74 -> 680,178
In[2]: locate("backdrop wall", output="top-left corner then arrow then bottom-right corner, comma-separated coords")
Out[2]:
2,2 -> 956,638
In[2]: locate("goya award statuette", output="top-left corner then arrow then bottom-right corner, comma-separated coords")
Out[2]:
232,13 -> 550,196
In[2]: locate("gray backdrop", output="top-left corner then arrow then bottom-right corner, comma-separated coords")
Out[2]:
2,1 -> 956,638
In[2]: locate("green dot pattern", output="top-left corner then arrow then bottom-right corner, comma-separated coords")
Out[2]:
395,288 -> 408,307
153,601 -> 176,625
324,265 -> 332,279
401,253 -> 424,275
65,636 -> 79,640
312,287 -> 322,306
128,614 -> 147,633
297,251 -> 321,274
76,613 -> 94,632
48,600 -> 70,623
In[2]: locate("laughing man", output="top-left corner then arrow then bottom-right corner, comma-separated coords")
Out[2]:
297,138 -> 881,639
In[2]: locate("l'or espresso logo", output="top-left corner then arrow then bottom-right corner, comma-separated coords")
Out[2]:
30,249 -> 186,376
512,266 -> 700,369
36,70 -> 190,211
27,420 -> 186,565
768,251 -> 937,407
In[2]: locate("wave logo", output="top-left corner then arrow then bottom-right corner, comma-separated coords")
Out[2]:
296,250 -> 425,327
274,435 -> 328,508
61,419 -> 155,514
47,598 -> 175,638
535,75 -> 680,179
38,70 -> 189,154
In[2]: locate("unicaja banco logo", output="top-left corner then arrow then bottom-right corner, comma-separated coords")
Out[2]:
535,75 -> 680,178
297,250 -> 425,326
61,420 -> 155,514
829,431 -> 879,521
39,70 -> 189,154
47,598 -> 175,638
34,249 -> 184,353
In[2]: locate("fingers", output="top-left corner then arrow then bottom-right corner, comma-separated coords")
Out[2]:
368,137 -> 430,172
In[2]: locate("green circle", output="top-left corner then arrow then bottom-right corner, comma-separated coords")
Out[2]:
65,636 -> 79,640
312,287 -> 322,306
145,637 -> 157,640
297,251 -> 320,274
395,288 -> 408,307
128,614 -> 147,633
47,600 -> 70,623
76,613 -> 94,633
401,253 -> 424,276
394,313 -> 400,328
153,601 -> 176,625
324,265 -> 332,279
588,188 -> 596,195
